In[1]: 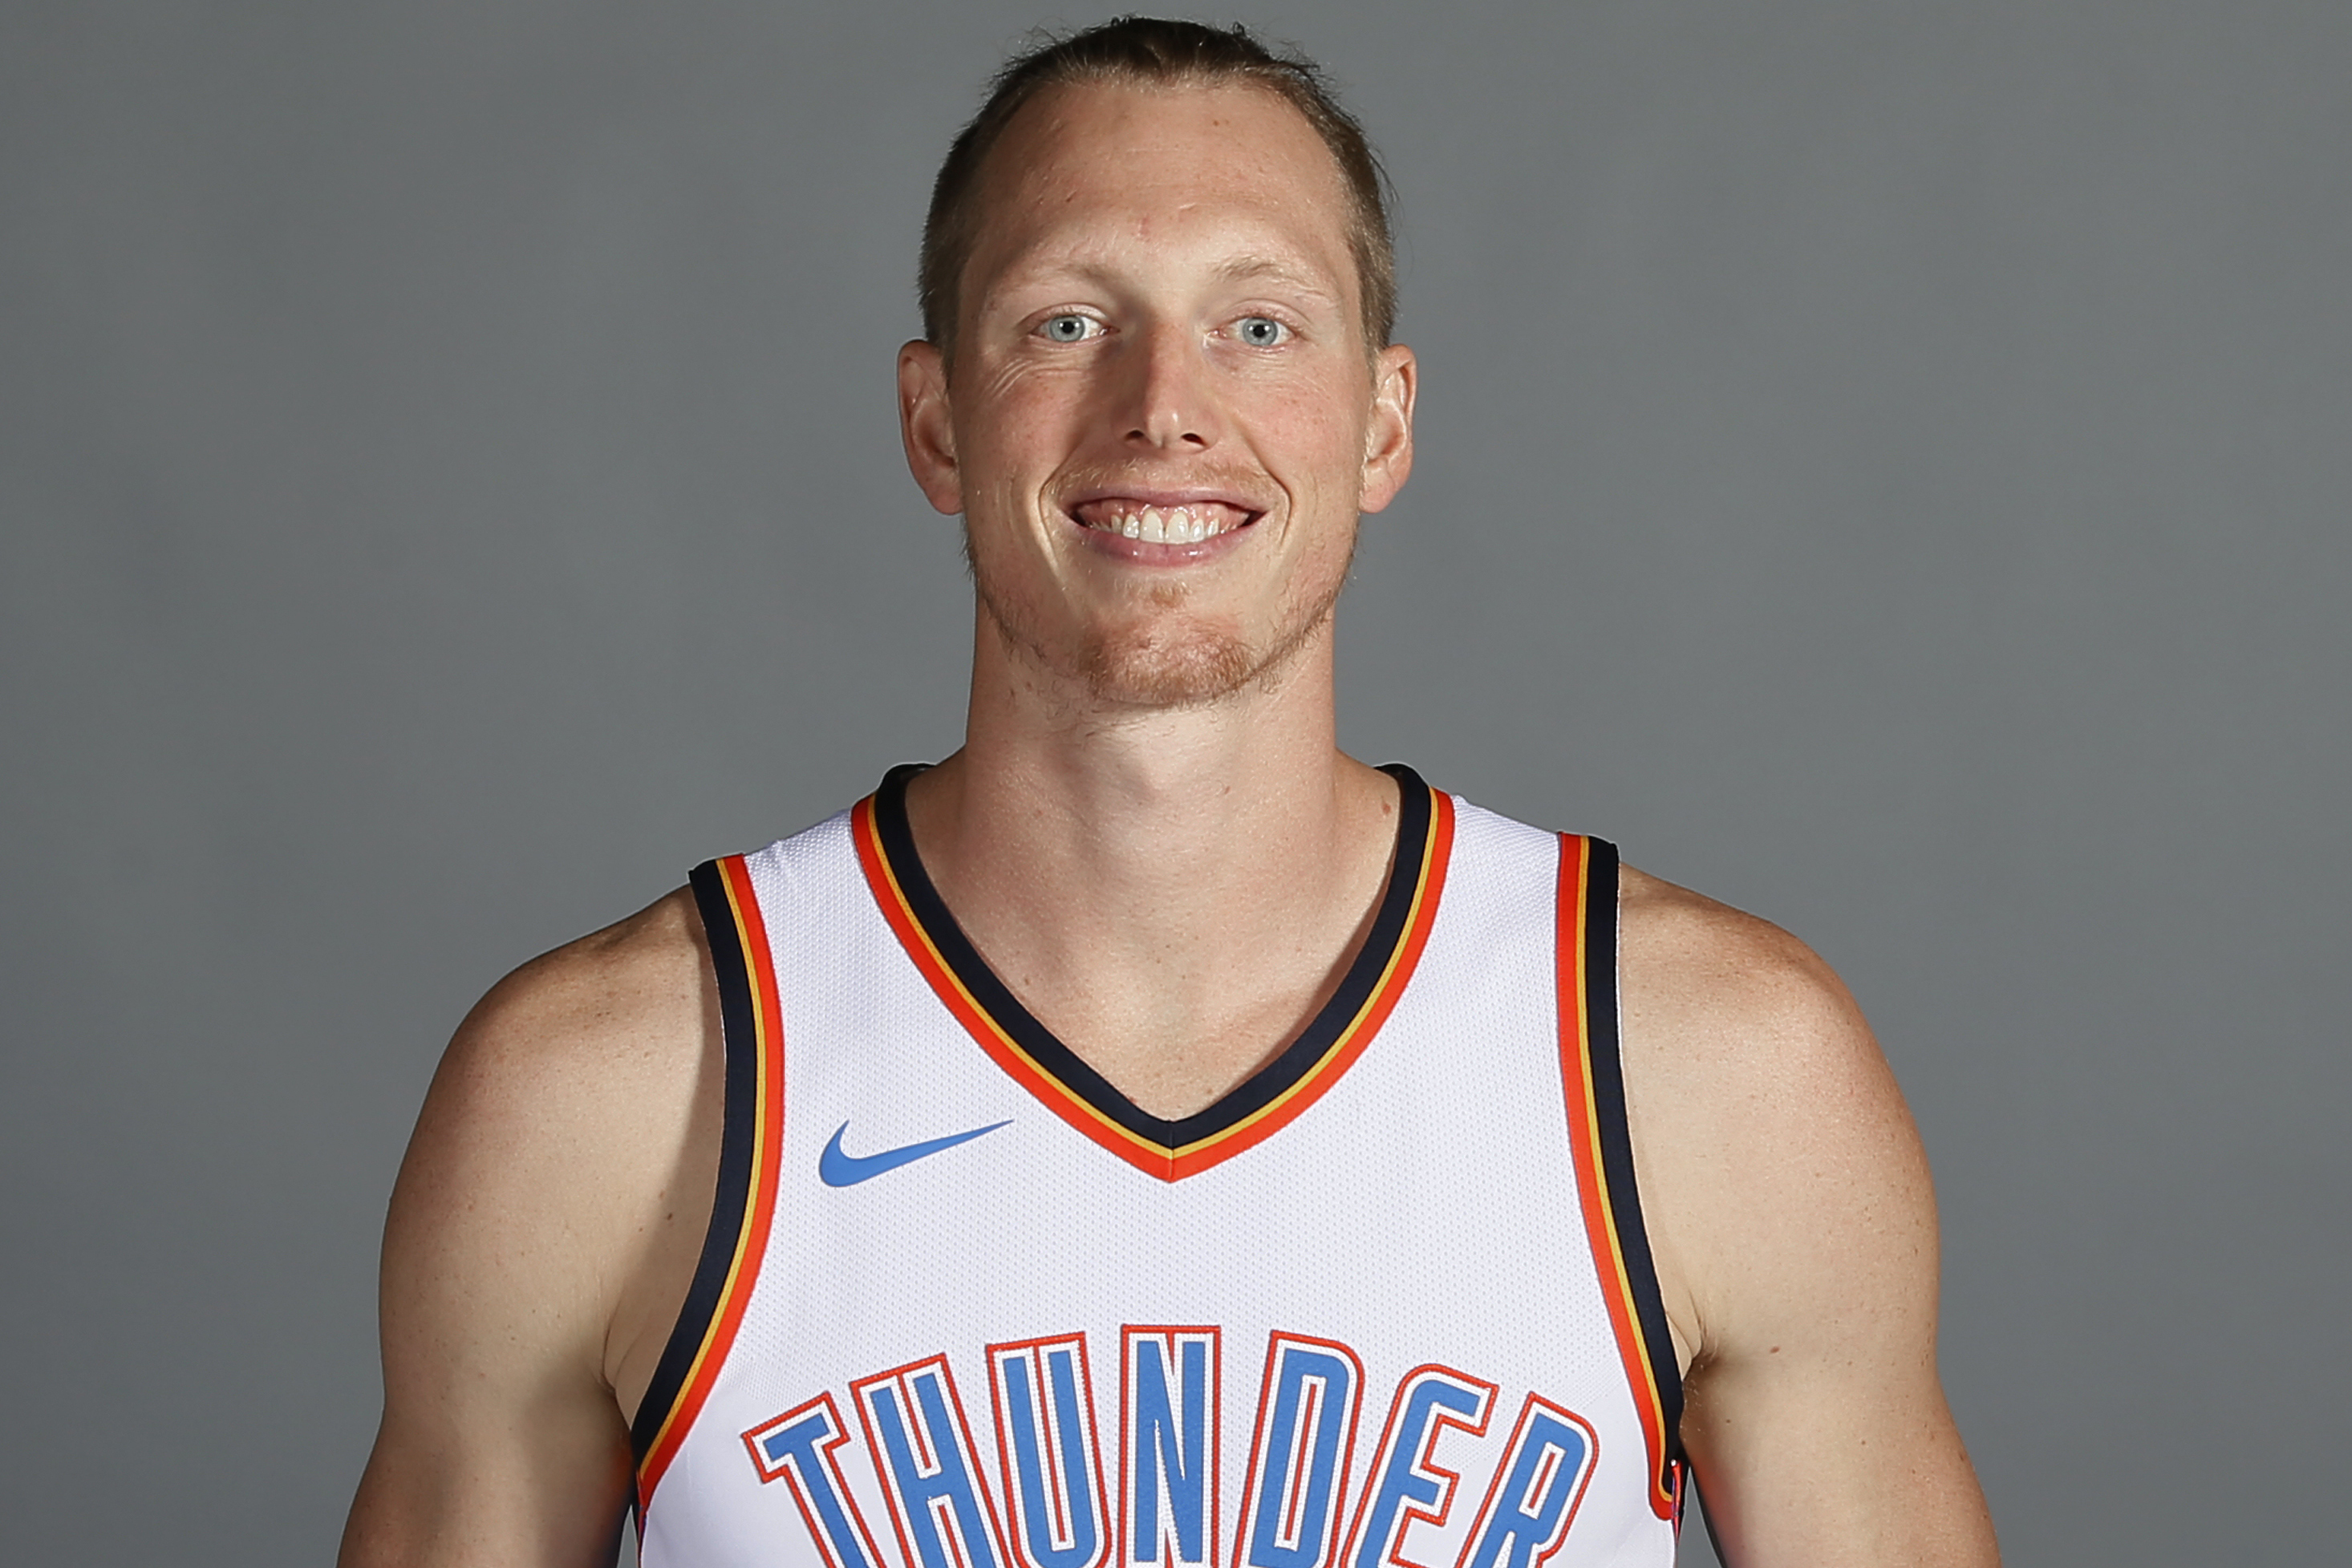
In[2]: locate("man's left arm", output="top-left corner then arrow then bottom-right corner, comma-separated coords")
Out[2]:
1619,872 -> 2000,1567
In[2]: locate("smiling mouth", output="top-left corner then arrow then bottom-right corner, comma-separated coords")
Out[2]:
1069,498 -> 1257,546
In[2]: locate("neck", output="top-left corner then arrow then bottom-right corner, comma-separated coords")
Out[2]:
901,615 -> 1398,1117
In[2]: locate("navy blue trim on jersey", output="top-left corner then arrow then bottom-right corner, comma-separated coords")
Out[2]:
1579,837 -> 1685,1481
630,860 -> 763,1467
871,761 -> 1433,1153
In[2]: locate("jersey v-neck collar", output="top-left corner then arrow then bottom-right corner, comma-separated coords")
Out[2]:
849,761 -> 1456,1182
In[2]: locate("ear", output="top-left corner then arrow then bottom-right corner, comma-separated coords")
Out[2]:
898,340 -> 963,515
1358,342 -> 1417,514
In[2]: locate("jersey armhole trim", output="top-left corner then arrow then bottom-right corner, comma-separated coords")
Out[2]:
1555,834 -> 1686,1522
631,855 -> 789,1515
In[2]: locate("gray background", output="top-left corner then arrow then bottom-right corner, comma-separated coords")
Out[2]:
2,2 -> 2344,1562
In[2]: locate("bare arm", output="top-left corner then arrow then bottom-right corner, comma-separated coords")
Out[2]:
1620,872 -> 1998,1567
339,890 -> 720,1568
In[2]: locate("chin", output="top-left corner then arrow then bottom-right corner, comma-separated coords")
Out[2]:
975,556 -> 1349,712
1077,624 -> 1259,708
1073,590 -> 1346,709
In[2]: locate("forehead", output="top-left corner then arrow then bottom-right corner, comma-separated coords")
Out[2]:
965,79 -> 1358,299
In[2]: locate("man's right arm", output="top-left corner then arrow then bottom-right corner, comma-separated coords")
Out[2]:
339,890 -> 720,1568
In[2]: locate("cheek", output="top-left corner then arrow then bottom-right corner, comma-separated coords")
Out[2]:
1252,398 -> 1369,508
955,370 -> 1085,554
957,363 -> 1093,484
1231,356 -> 1371,458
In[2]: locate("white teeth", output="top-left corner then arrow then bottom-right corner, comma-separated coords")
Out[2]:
1086,502 -> 1239,541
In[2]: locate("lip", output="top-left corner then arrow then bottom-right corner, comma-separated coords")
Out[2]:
1064,484 -> 1267,513
1060,486 -> 1267,564
1076,525 -> 1254,565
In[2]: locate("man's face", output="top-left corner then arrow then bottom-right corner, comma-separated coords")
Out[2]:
898,80 -> 1415,709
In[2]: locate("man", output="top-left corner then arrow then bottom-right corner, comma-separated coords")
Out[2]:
341,18 -> 1998,1568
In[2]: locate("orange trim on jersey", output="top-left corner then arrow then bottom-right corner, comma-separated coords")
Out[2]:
637,854 -> 788,1509
1555,835 -> 1678,1521
851,788 -> 1455,1183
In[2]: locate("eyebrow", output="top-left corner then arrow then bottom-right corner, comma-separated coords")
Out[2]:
1209,253 -> 1342,298
979,249 -> 1347,315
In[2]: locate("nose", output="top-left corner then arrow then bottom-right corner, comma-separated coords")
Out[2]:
1120,323 -> 1222,452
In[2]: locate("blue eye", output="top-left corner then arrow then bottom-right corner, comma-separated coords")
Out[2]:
1040,314 -> 1094,342
1236,316 -> 1287,346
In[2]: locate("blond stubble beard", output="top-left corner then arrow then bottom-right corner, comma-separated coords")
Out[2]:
965,524 -> 1357,711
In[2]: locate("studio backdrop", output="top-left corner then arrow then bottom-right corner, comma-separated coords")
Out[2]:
2,3 -> 2345,1563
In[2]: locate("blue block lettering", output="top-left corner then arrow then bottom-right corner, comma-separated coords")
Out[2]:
1125,1329 -> 1219,1568
998,1343 -> 1105,1568
863,1364 -> 1005,1568
1242,1338 -> 1362,1568
743,1395 -> 886,1568
1348,1374 -> 1490,1568
1461,1403 -> 1595,1568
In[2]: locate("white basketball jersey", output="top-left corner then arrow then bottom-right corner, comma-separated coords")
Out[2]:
631,766 -> 1685,1568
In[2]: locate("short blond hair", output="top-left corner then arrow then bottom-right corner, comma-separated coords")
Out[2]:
919,17 -> 1397,357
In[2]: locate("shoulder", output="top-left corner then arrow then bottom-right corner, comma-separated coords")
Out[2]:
383,885 -> 723,1406
1615,865 -> 1887,1097
430,885 -> 712,1116
1612,864 -> 1935,1367
403,888 -> 716,1222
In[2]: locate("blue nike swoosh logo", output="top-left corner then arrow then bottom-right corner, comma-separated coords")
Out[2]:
819,1118 -> 1012,1188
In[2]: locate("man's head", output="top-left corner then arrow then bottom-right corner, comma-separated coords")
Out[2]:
919,18 -> 1397,365
896,18 -> 1415,711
